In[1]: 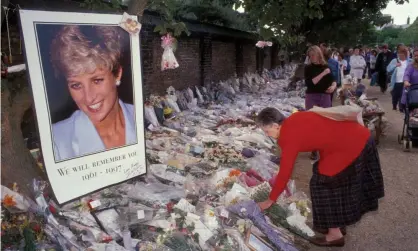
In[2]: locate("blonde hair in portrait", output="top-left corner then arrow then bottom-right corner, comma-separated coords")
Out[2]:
307,45 -> 327,65
50,25 -> 122,78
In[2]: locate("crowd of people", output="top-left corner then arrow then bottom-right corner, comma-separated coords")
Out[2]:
258,41 -> 418,247
302,43 -> 418,112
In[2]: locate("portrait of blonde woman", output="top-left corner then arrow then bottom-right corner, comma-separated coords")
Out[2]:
38,25 -> 137,162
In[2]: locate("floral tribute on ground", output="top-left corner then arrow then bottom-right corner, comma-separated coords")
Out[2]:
2,64 -> 385,251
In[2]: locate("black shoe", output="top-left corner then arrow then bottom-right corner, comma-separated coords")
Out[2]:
310,152 -> 318,160
313,226 -> 347,236
310,236 -> 345,247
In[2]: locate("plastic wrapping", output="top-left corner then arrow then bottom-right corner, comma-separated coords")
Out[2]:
1,185 -> 31,213
94,208 -> 122,240
165,96 -> 181,113
118,203 -> 156,227
161,34 -> 179,71
150,164 -> 186,185
246,155 -> 278,181
195,86 -> 204,103
236,133 -> 274,149
145,105 -> 160,127
87,241 -> 130,251
227,201 -> 298,251
223,228 -> 251,251
127,180 -> 185,208
67,221 -> 112,243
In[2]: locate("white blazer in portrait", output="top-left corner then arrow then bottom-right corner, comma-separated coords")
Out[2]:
52,100 -> 137,161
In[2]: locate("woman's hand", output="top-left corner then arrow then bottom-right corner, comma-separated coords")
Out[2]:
257,199 -> 275,211
326,82 -> 337,93
396,62 -> 402,67
404,81 -> 411,87
323,68 -> 331,75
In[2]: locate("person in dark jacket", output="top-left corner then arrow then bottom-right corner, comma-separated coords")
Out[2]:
323,48 -> 340,102
343,49 -> 351,76
375,44 -> 393,93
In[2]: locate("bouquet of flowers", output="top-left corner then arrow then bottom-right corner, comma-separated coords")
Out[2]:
161,33 -> 179,71
250,183 -> 314,240
255,41 -> 273,48
204,145 -> 245,166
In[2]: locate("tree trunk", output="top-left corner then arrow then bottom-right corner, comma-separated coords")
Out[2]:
1,73 -> 45,198
128,0 -> 148,22
1,0 -> 10,27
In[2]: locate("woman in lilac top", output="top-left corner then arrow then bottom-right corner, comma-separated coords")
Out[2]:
401,49 -> 418,105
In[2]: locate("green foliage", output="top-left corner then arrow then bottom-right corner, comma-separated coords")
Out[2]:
397,17 -> 418,45
80,0 -> 122,11
149,0 -> 254,36
364,17 -> 418,49
238,0 -> 408,48
163,0 -> 254,32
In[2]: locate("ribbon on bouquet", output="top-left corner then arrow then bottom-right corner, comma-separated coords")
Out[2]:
119,12 -> 141,35
161,33 -> 176,48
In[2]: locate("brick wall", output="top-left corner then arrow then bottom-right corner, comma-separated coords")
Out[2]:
140,24 -> 202,95
141,33 -> 260,95
263,47 -> 272,70
211,40 -> 236,82
2,23 -> 262,96
242,43 -> 257,73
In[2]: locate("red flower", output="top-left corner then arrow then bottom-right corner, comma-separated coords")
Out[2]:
49,205 -> 56,214
103,236 -> 113,243
30,222 -> 41,232
166,201 -> 174,213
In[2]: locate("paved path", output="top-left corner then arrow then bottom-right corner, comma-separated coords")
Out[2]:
291,84 -> 418,251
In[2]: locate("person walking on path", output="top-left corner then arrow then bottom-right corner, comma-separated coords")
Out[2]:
304,45 -> 336,110
369,50 -> 377,75
256,108 -> 385,247
387,45 -> 412,112
375,44 -> 393,93
324,48 -> 340,101
303,45 -> 336,159
350,47 -> 366,83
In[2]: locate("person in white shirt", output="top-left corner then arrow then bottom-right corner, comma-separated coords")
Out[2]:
349,47 -> 366,83
386,45 -> 411,111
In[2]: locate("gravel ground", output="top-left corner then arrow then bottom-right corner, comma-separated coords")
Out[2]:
289,83 -> 418,251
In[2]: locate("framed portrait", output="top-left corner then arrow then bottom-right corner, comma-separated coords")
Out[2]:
19,10 -> 146,203
245,228 -> 275,251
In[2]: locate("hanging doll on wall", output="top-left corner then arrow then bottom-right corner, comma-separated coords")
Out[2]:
161,33 -> 179,71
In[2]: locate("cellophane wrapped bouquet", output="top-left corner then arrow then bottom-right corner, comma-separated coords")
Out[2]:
161,33 -> 179,71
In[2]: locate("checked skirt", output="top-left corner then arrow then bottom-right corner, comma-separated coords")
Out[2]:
310,136 -> 385,229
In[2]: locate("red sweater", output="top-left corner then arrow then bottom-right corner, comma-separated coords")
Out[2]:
269,111 -> 371,201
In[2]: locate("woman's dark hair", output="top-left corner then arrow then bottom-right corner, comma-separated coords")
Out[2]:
256,107 -> 286,126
